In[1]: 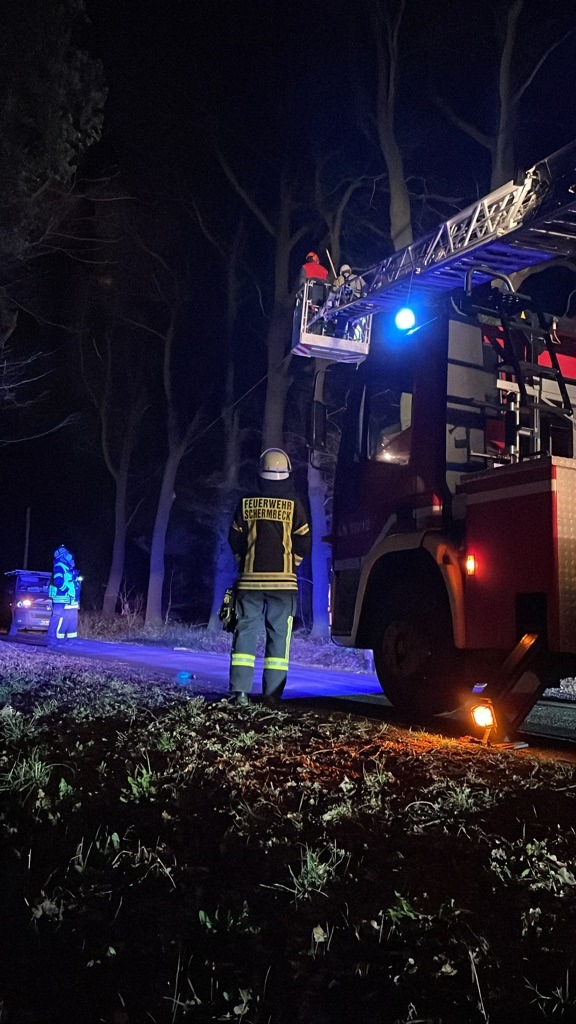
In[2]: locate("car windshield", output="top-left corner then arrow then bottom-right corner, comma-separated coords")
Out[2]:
16,577 -> 49,595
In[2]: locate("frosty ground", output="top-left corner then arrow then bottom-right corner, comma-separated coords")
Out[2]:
1,640 -> 576,1023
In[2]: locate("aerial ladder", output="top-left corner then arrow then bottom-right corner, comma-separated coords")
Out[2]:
293,139 -> 576,744
293,140 -> 576,363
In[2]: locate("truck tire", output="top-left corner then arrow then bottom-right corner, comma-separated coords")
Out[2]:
373,584 -> 463,716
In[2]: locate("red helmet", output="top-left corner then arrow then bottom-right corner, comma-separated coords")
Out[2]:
306,252 -> 319,262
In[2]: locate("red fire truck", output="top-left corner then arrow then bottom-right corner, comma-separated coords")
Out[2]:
293,141 -> 576,742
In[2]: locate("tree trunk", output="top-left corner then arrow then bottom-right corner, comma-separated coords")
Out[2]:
101,423 -> 135,617
262,301 -> 292,450
207,407 -> 242,631
491,113 -> 517,190
145,449 -> 181,624
370,0 -> 413,252
307,456 -> 331,638
102,474 -> 127,617
207,497 -> 238,631
491,0 -> 522,189
380,127 -> 413,250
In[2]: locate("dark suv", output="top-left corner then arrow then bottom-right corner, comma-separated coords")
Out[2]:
4,570 -> 52,634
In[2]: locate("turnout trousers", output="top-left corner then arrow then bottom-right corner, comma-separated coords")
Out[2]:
229,589 -> 296,697
47,602 -> 79,642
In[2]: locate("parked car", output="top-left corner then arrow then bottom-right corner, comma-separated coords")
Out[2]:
4,570 -> 52,634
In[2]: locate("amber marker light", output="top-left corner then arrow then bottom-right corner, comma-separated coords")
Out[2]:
465,553 -> 476,576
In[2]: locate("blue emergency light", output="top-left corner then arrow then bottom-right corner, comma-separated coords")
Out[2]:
394,307 -> 416,331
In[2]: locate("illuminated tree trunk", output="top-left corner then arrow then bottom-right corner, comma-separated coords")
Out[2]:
208,404 -> 241,631
307,454 -> 331,638
102,436 -> 130,617
146,449 -> 181,624
144,303 -> 205,626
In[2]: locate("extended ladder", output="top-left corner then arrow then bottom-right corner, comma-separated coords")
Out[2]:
294,139 -> 576,361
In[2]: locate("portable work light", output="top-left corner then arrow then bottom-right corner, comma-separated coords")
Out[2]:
471,700 -> 497,744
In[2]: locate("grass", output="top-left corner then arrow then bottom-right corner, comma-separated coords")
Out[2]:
0,642 -> 576,1022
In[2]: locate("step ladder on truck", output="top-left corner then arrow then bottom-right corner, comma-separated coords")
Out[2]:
292,139 -> 576,744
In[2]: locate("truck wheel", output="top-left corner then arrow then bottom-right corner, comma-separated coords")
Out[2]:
373,590 -> 463,716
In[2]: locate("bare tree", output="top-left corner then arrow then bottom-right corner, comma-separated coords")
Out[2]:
365,0 -> 413,250
123,229 -> 213,626
218,153 -> 310,449
436,0 -> 575,189
77,285 -> 148,617
187,203 -> 251,628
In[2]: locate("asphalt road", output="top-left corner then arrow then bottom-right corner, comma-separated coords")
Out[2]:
3,634 -> 576,748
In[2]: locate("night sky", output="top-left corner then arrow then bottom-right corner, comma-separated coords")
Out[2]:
3,0 -> 576,613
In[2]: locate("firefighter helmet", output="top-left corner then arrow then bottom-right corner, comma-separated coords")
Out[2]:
306,252 -> 319,262
54,545 -> 74,565
258,448 -> 292,480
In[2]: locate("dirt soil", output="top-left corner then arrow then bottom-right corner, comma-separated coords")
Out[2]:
1,643 -> 576,1023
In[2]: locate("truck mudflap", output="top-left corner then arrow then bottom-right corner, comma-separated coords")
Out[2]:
470,633 -> 546,743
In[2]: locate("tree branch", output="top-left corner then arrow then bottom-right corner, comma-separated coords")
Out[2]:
433,95 -> 495,152
216,148 -> 276,237
122,317 -> 169,343
188,198 -> 227,259
513,28 -> 575,105
0,413 -> 79,446
288,222 -> 310,251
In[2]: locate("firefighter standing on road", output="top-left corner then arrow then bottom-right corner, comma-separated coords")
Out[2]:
228,449 -> 311,706
47,545 -> 80,645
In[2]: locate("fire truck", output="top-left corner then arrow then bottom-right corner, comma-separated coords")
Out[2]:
293,140 -> 576,742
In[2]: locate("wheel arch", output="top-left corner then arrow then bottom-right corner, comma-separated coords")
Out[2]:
354,533 -> 465,649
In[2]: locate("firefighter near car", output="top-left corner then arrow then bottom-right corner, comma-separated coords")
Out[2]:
293,138 -> 576,744
47,545 -> 81,644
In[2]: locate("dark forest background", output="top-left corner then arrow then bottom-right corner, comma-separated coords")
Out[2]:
2,0 -> 576,629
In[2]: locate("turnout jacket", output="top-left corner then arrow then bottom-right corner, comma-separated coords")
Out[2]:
229,479 -> 311,591
49,557 -> 76,604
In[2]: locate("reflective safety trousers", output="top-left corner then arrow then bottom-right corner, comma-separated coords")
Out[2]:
229,590 -> 296,697
47,602 -> 79,641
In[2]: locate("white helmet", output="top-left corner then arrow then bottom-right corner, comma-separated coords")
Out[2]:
258,448 -> 292,480
340,264 -> 352,276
